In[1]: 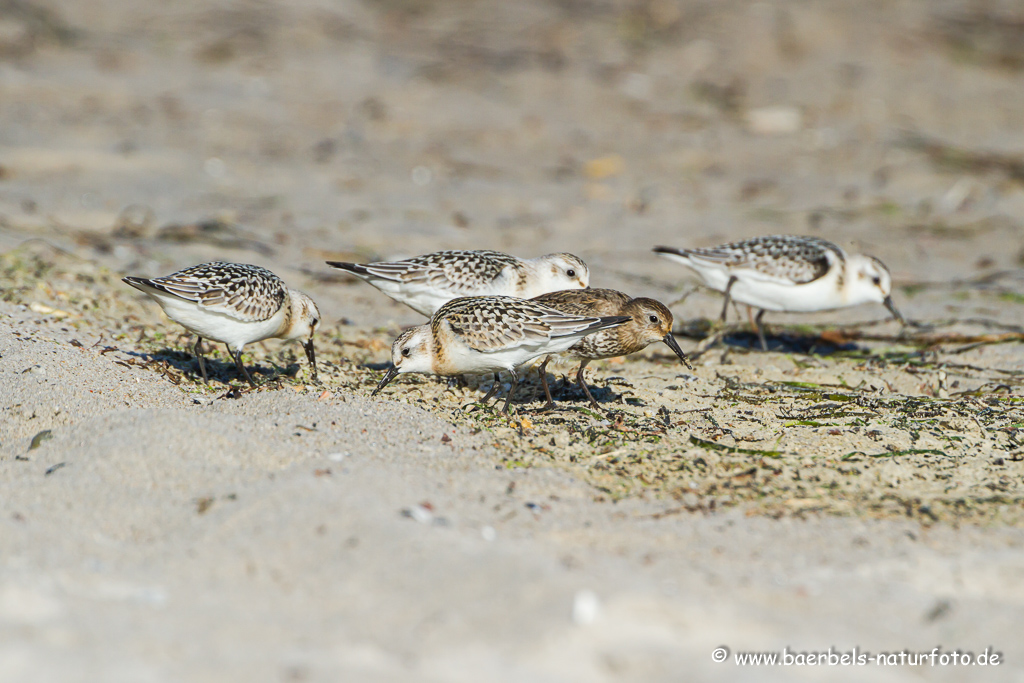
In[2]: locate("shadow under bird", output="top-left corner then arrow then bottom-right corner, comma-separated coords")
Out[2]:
123,261 -> 320,387
531,288 -> 693,410
326,249 -> 589,317
653,235 -> 905,351
371,295 -> 630,414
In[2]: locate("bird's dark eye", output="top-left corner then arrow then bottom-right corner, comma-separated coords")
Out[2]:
649,315 -> 659,324
566,269 -> 576,277
401,347 -> 411,357
872,276 -> 881,286
312,318 -> 319,327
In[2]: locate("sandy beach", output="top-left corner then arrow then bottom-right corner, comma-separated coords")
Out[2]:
3,0 -> 1024,680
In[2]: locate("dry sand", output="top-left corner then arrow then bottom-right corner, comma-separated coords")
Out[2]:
2,0 -> 1024,680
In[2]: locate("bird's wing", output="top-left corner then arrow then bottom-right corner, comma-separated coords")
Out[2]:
143,262 -> 287,322
678,236 -> 840,284
436,296 -> 626,353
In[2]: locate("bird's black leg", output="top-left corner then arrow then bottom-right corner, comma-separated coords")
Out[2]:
499,368 -> 519,415
576,361 -> 601,410
481,373 -> 501,404
537,356 -> 555,411
754,309 -> 769,352
303,339 -> 319,384
720,276 -> 738,322
227,344 -> 258,387
193,336 -> 208,383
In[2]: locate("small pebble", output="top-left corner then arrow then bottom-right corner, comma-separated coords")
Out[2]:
402,505 -> 433,524
745,106 -> 802,135
572,590 -> 600,625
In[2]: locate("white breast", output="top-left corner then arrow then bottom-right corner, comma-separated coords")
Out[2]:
157,296 -> 286,350
725,268 -> 846,312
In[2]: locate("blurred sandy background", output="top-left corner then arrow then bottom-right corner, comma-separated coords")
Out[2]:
2,0 -> 1024,680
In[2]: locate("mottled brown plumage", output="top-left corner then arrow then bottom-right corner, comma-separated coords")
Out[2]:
531,288 -> 691,410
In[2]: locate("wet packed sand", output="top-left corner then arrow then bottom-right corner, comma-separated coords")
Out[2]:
2,0 -> 1024,680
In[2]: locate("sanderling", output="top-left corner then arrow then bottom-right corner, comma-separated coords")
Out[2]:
532,288 -> 692,409
326,250 -> 589,317
371,295 -> 629,414
654,236 -> 904,350
123,262 -> 321,386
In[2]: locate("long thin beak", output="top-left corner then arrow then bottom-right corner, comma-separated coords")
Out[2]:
662,334 -> 693,370
303,339 -> 318,382
371,365 -> 400,397
883,296 -> 906,326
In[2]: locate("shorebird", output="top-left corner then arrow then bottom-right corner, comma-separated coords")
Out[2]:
123,262 -> 320,386
654,236 -> 905,350
371,295 -> 629,414
532,288 -> 692,409
326,249 -> 589,317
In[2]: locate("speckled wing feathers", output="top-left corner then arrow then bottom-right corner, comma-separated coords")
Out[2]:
359,250 -> 523,294
678,236 -> 842,284
532,288 -> 652,360
435,296 -> 625,353
531,288 -> 632,318
139,262 -> 286,322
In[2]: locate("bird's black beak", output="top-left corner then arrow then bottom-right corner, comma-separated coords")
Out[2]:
303,339 -> 318,383
662,334 -> 693,370
371,365 -> 400,397
883,296 -> 906,326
